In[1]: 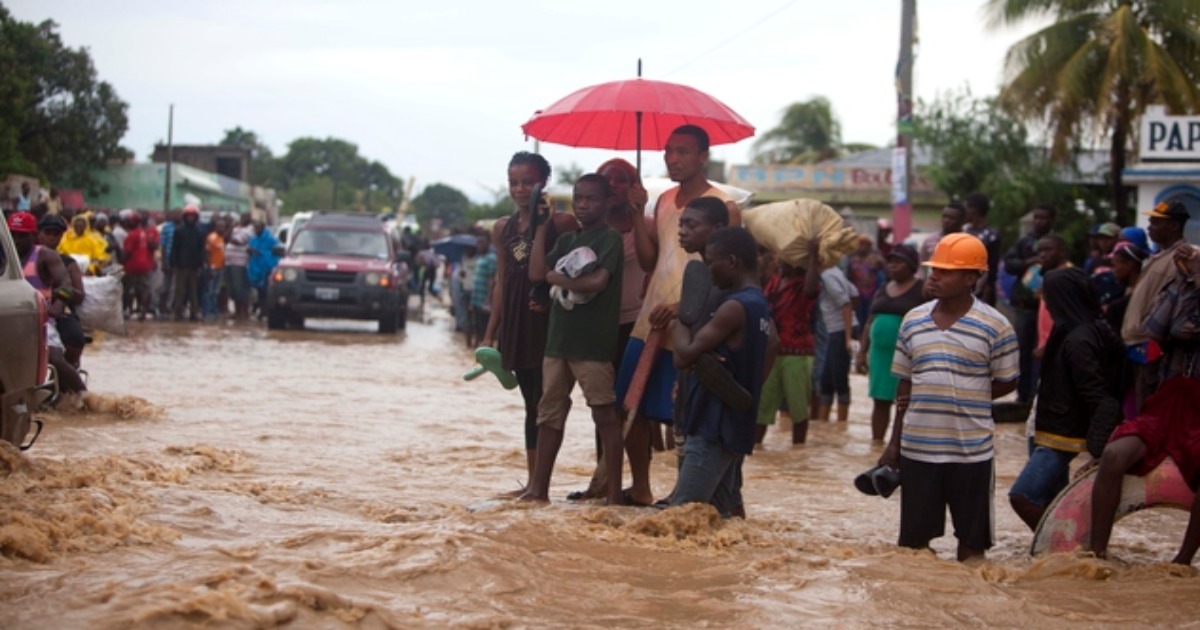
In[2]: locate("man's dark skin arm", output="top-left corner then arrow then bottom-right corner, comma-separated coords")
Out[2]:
481,218 -> 507,347
762,319 -> 780,382
991,379 -> 1018,399
673,299 -> 746,369
38,248 -> 72,315
878,378 -> 911,469
528,217 -> 553,283
803,237 -> 821,298
629,184 -> 657,274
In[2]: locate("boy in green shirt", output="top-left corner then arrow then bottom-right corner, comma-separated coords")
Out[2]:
520,174 -> 625,505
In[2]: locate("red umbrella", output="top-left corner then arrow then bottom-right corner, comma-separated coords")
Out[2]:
520,75 -> 754,173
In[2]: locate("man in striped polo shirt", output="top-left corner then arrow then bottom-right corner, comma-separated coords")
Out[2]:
878,233 -> 1019,561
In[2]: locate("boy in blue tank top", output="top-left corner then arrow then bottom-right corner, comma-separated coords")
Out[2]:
670,227 -> 778,517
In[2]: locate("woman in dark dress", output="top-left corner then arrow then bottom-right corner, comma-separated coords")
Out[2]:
481,152 -> 578,495
855,244 -> 924,442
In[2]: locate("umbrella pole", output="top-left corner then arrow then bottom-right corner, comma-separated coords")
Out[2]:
636,111 -> 642,176
636,58 -> 643,176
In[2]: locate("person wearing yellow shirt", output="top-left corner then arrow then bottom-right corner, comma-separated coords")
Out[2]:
58,214 -> 109,275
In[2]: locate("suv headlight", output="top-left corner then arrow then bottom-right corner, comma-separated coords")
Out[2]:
272,267 -> 300,283
364,271 -> 382,286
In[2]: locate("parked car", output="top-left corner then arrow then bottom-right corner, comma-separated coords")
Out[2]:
275,210 -> 314,249
0,219 -> 46,449
266,212 -> 410,333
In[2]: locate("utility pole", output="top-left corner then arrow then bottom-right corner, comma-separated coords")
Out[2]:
163,104 -> 174,214
893,0 -> 916,242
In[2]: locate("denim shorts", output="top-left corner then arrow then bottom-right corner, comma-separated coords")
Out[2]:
1009,445 -> 1079,507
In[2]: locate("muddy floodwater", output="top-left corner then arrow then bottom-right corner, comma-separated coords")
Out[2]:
3,303 -> 1200,628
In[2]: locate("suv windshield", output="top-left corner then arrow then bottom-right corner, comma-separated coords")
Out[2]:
291,228 -> 390,259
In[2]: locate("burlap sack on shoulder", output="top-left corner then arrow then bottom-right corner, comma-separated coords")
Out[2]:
743,199 -> 859,270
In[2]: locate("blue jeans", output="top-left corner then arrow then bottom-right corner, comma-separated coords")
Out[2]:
1014,308 -> 1040,402
670,437 -> 743,517
819,332 -> 851,406
811,310 -> 828,395
1009,445 -> 1078,507
201,267 -> 222,317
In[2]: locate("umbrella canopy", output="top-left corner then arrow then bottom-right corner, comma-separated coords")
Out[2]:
432,234 -> 481,264
521,78 -> 754,151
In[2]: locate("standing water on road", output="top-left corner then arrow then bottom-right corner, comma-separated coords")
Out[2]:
2,306 -> 1198,628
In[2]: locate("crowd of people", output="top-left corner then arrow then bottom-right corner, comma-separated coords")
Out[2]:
472,123 -> 1200,566
6,199 -> 280,403
10,124 -> 1200,565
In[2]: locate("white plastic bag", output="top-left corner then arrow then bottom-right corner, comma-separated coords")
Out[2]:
78,275 -> 126,335
550,246 -> 599,310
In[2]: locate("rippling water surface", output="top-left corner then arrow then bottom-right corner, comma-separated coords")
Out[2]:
2,304 -> 1198,628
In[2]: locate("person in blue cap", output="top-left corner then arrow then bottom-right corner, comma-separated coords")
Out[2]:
1120,225 -> 1152,254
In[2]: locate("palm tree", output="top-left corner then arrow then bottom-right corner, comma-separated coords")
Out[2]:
987,0 -> 1200,224
752,96 -> 843,164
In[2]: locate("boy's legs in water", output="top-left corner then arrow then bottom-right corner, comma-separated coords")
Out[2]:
624,415 -> 656,506
593,403 -> 624,505
523,361 -> 623,505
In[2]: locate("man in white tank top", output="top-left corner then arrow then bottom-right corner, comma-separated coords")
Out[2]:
616,125 -> 741,506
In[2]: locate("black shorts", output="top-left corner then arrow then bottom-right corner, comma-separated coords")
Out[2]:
898,455 -> 994,552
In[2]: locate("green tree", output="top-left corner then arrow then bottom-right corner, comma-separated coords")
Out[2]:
555,162 -> 584,185
278,176 -> 334,215
412,183 -> 471,229
752,96 -> 842,164
987,0 -> 1200,224
220,126 -> 278,187
264,136 -> 401,214
914,89 -> 1101,250
0,7 -> 130,192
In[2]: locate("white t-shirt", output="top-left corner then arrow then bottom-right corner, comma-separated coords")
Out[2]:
819,267 -> 859,333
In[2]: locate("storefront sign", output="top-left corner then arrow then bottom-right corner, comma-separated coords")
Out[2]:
1141,106 -> 1200,161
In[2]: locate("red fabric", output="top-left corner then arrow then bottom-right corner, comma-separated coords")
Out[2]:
521,78 -> 753,150
123,227 -> 155,274
1109,377 -> 1200,488
764,273 -> 819,355
57,190 -> 85,211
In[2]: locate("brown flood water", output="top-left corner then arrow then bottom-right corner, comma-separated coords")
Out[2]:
3,302 -> 1200,628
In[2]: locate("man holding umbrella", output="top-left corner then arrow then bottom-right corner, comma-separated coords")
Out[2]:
616,124 -> 741,506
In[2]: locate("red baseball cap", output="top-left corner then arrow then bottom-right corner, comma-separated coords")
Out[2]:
6,211 -> 37,233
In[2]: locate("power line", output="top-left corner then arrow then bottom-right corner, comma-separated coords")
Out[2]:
663,0 -> 803,78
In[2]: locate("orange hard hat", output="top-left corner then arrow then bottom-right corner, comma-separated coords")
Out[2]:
923,232 -> 988,271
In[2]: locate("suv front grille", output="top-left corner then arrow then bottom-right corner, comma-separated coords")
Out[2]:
305,270 -> 358,284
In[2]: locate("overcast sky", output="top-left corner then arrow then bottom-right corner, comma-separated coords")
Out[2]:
13,0 -> 1044,203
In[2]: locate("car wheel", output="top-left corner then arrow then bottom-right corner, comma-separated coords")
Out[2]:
379,311 -> 399,334
267,308 -> 288,330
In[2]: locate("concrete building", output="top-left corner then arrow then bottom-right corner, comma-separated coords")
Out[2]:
86,162 -> 278,224
728,146 -> 1110,234
151,144 -> 253,183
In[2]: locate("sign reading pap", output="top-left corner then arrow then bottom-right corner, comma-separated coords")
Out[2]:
1141,105 -> 1200,161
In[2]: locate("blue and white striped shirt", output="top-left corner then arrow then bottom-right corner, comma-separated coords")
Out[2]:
892,298 -> 1019,463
